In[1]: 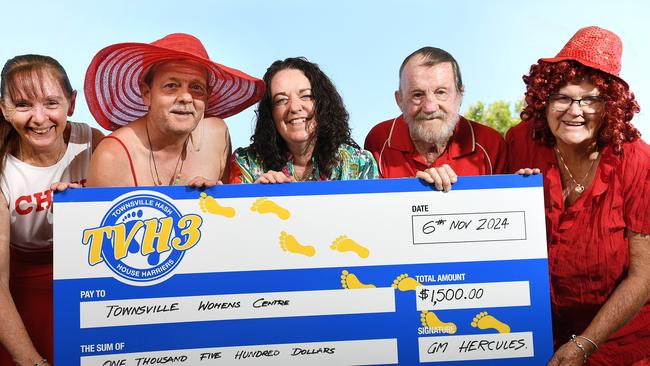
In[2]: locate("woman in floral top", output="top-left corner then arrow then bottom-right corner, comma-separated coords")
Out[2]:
229,57 -> 378,183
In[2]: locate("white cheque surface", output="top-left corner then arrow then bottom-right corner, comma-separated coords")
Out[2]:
419,332 -> 534,362
80,288 -> 395,328
80,339 -> 398,366
415,281 -> 531,311
412,211 -> 527,244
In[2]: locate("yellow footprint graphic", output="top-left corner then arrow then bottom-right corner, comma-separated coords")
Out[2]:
330,235 -> 369,258
420,310 -> 457,334
251,197 -> 290,220
279,231 -> 315,257
340,270 -> 376,289
199,192 -> 236,218
471,311 -> 511,334
391,273 -> 423,291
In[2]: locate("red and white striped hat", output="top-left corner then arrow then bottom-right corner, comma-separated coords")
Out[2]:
84,33 -> 265,131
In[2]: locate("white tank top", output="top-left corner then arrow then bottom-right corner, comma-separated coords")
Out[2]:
0,122 -> 93,252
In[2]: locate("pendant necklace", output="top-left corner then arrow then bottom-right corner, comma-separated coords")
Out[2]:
554,146 -> 597,194
291,160 -> 314,182
146,123 -> 189,186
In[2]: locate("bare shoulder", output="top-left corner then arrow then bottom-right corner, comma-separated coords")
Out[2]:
92,135 -> 127,162
90,128 -> 105,152
89,134 -> 131,172
203,117 -> 229,134
87,127 -> 140,187
94,126 -> 138,156
197,117 -> 230,151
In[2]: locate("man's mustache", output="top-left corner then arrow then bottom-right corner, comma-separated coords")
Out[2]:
170,105 -> 195,114
414,112 -> 446,121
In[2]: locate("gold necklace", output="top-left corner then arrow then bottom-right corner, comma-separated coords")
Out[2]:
292,161 -> 313,182
554,146 -> 597,194
145,123 -> 189,186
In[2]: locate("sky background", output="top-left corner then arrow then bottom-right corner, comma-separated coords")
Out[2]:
3,0 -> 648,148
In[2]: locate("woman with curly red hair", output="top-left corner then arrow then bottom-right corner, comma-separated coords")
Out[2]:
507,26 -> 650,365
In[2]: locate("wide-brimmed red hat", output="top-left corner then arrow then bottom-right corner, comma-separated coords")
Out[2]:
539,26 -> 627,87
84,33 -> 265,131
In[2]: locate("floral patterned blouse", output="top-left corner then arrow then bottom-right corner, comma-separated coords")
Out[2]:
229,144 -> 379,183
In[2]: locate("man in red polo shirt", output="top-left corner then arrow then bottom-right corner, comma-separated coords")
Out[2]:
364,47 -> 506,191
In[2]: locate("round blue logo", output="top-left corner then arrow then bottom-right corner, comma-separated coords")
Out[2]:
98,192 -> 189,284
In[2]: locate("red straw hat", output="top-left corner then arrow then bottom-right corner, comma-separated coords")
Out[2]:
84,33 -> 265,131
539,26 -> 627,87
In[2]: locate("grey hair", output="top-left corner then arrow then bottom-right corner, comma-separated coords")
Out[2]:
398,46 -> 464,93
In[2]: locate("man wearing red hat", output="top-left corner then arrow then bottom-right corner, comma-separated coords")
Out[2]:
508,26 -> 650,365
85,33 -> 265,187
364,47 -> 507,191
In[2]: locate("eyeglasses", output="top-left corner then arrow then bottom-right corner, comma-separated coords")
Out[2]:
548,94 -> 604,114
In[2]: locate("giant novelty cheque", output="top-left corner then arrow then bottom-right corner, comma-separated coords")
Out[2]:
53,175 -> 553,365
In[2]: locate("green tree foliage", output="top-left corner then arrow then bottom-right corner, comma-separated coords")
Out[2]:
464,99 -> 524,136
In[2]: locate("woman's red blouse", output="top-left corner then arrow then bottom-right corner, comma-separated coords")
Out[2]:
506,121 -> 650,364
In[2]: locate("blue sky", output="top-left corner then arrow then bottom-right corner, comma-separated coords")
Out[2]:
3,0 -> 648,148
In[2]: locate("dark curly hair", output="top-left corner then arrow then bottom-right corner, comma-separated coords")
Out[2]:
250,57 -> 358,176
521,60 -> 640,154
